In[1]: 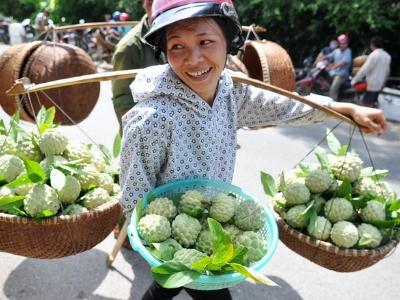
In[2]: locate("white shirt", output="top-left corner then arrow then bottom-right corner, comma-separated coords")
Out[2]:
352,48 -> 391,91
119,65 -> 332,213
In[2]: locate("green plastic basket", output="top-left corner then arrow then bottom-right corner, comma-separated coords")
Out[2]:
128,178 -> 279,290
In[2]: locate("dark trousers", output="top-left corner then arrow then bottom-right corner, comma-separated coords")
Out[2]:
142,281 -> 232,300
362,91 -> 380,107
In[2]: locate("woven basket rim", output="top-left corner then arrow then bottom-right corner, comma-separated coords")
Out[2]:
244,40 -> 270,83
276,216 -> 398,257
0,198 -> 121,225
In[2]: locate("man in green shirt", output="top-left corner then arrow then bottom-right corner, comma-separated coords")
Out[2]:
111,0 -> 164,130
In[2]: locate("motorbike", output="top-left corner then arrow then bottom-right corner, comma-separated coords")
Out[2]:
21,18 -> 36,42
295,59 -> 362,103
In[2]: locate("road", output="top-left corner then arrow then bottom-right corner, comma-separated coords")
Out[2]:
0,43 -> 399,300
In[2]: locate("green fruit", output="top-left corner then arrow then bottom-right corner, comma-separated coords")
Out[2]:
172,213 -> 201,247
284,204 -> 308,229
81,187 -> 110,209
98,173 -> 114,194
0,135 -> 18,155
62,204 -> 89,216
358,223 -> 383,248
40,155 -> 68,174
311,194 -> 326,214
24,184 -> 60,217
354,178 -> 395,201
283,183 -> 310,205
307,216 -> 331,241
235,231 -> 267,263
75,164 -> 100,191
324,197 -> 354,222
223,224 -> 243,242
0,154 -> 25,182
17,135 -> 43,162
138,214 -> 171,244
146,197 -> 177,219
179,190 -> 205,218
330,221 -> 359,248
195,230 -> 213,255
39,128 -> 68,155
330,154 -> 363,182
173,248 -> 207,268
359,200 -> 386,223
234,200 -> 265,231
272,192 -> 287,216
152,238 -> 182,261
55,175 -> 81,204
63,140 -> 93,163
209,193 -> 236,223
305,169 -> 332,193
13,182 -> 33,196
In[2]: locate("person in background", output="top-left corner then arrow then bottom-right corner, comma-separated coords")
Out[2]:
34,9 -> 50,34
314,39 -> 338,65
120,1 -> 387,299
111,0 -> 165,131
119,12 -> 132,36
351,36 -> 391,108
325,34 -> 352,101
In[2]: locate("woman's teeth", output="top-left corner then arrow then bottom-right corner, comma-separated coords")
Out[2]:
187,68 -> 211,77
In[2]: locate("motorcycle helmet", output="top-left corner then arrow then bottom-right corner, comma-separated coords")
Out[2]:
144,0 -> 244,55
112,11 -> 121,21
120,12 -> 130,21
338,34 -> 349,44
354,82 -> 367,93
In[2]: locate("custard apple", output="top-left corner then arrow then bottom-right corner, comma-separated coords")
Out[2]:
354,178 -> 395,201
330,221 -> 359,248
17,135 -> 43,162
54,175 -> 81,204
311,194 -> 327,214
324,197 -> 354,222
111,183 -> 121,196
284,204 -> 308,229
272,192 -> 287,216
305,169 -> 332,193
24,184 -> 60,217
359,200 -> 386,223
172,213 -> 201,247
138,214 -> 171,244
90,149 -> 106,173
98,173 -> 114,194
234,200 -> 265,231
307,216 -> 332,241
223,224 -> 243,242
283,183 -> 310,205
173,248 -> 207,268
75,164 -> 100,191
152,238 -> 182,261
0,154 -> 25,182
179,190 -> 206,218
81,187 -> 110,209
330,154 -> 363,182
209,193 -> 236,223
278,168 -> 305,191
39,128 -> 68,155
62,203 -> 89,216
13,182 -> 33,196
235,231 -> 267,263
0,135 -> 18,155
63,140 -> 93,163
145,197 -> 177,220
0,186 -> 14,198
357,223 -> 382,248
195,230 -> 213,255
40,155 -> 68,174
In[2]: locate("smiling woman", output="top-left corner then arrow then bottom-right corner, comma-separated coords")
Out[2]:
120,0 -> 388,299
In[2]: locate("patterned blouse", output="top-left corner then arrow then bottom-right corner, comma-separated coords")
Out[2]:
120,64 -> 331,213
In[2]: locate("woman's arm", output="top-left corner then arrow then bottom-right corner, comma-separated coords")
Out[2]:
330,102 -> 387,135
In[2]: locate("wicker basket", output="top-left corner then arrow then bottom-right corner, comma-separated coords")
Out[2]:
0,199 -> 122,259
276,216 -> 398,272
0,41 -> 99,125
240,40 -> 296,91
128,178 -> 279,290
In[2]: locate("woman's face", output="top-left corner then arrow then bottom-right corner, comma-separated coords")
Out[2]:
166,18 -> 227,104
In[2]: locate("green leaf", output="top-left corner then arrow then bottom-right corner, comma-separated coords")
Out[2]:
315,146 -> 329,168
358,236 -> 374,247
113,133 -> 121,158
99,144 -> 113,161
389,200 -> 400,212
307,207 -> 318,234
21,157 -> 46,183
347,197 -> 368,209
151,261 -> 201,288
191,256 -> 213,272
277,171 -> 286,192
360,167 -> 374,178
136,198 -> 144,223
6,173 -> 32,188
208,218 -> 234,265
36,106 -> 55,133
369,170 -> 389,181
35,209 -> 56,218
336,179 -> 352,198
50,168 -> 66,190
326,129 -> 341,155
229,263 -> 279,286
369,219 -> 399,228
229,245 -> 248,265
260,171 -> 276,197
337,145 -> 349,156
298,162 -> 310,174
0,119 -> 7,135
0,195 -> 25,209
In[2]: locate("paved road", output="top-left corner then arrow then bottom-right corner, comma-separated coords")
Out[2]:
0,43 -> 399,300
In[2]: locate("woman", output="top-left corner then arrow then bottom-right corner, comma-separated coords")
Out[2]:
120,1 -> 387,299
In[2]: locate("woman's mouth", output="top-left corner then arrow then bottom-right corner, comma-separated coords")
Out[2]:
186,67 -> 212,80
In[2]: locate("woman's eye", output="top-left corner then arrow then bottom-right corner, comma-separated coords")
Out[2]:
169,44 -> 183,50
201,40 -> 212,46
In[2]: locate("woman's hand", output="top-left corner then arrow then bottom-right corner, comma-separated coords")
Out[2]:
330,102 -> 388,135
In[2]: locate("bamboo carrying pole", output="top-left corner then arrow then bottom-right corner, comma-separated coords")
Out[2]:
6,69 -> 357,266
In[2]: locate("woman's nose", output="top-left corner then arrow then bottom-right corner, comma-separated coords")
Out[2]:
187,46 -> 204,63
